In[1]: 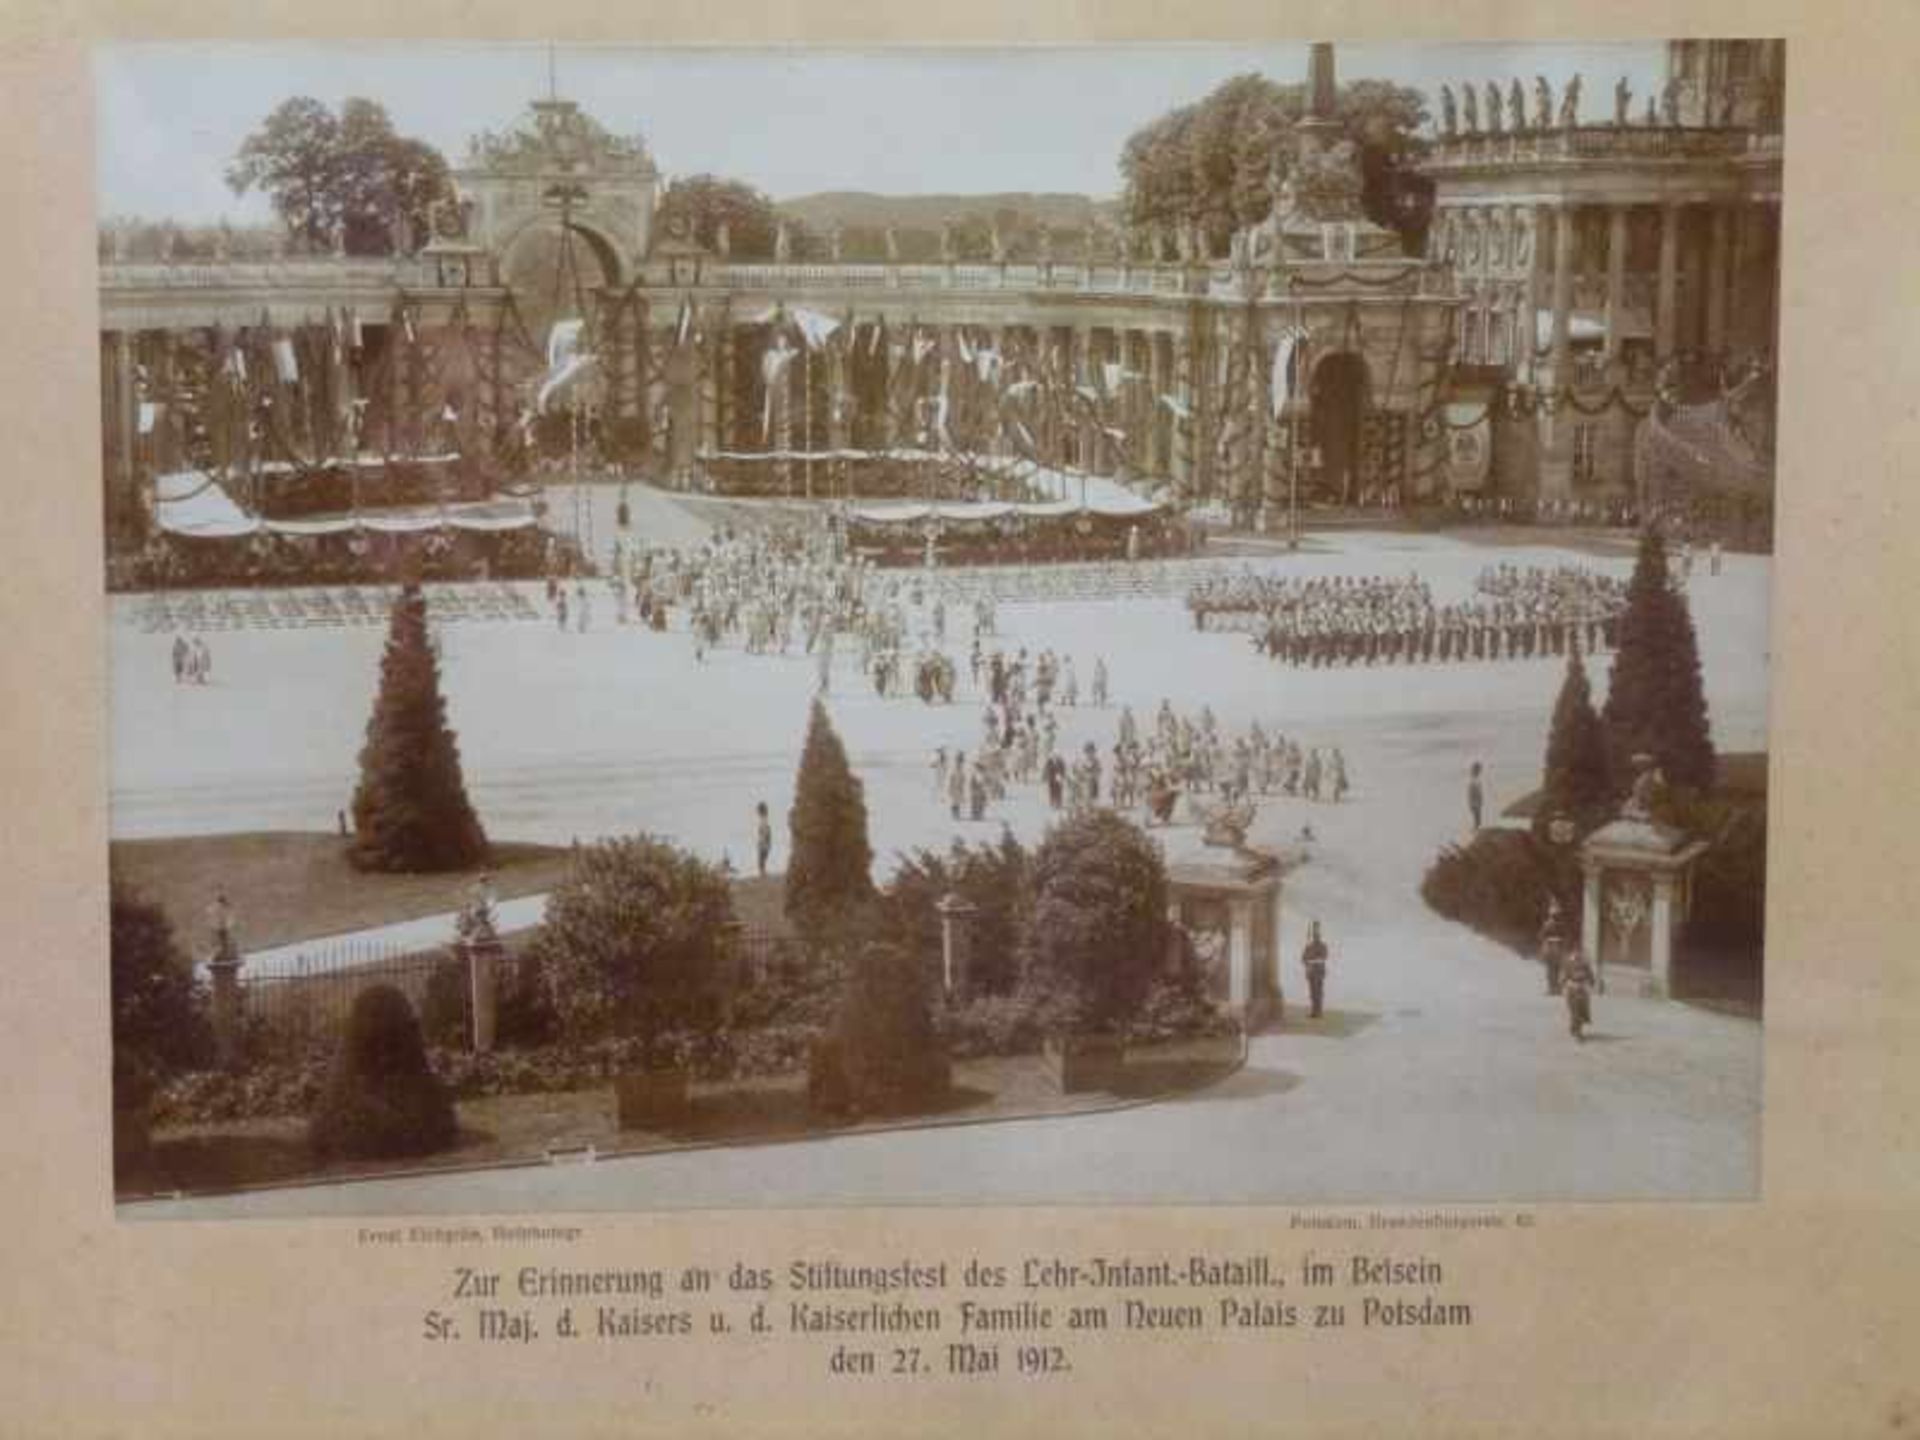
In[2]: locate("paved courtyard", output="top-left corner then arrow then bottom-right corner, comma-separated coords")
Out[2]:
114,495 -> 1769,1215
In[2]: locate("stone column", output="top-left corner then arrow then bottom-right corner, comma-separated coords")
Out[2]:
1649,874 -> 1676,998
1603,204 -> 1630,365
112,330 -> 138,541
1581,863 -> 1603,991
1549,201 -> 1576,382
1268,882 -> 1288,1014
1073,323 -> 1096,475
1526,206 -> 1552,380
1705,204 -> 1732,356
1655,202 -> 1682,360
1226,895 -> 1255,1011
1171,332 -> 1194,497
466,934 -> 502,1053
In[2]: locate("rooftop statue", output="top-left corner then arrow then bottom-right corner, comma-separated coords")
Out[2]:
1461,81 -> 1479,133
1485,82 -> 1504,134
1439,84 -> 1458,137
1509,79 -> 1526,132
1559,75 -> 1583,129
1534,76 -> 1553,131
1615,76 -> 1633,126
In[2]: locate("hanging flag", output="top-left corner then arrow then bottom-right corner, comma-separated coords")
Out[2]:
976,348 -> 1000,384
867,321 -> 883,356
349,311 -> 365,351
761,337 -> 797,441
1159,393 -> 1191,420
401,310 -> 416,346
1102,361 -> 1125,395
1271,326 -> 1308,418
225,348 -> 247,383
271,337 -> 300,385
912,331 -> 937,367
675,298 -> 693,348
441,403 -> 458,423
1004,379 -> 1039,400
790,306 -> 841,350
956,330 -> 976,365
138,402 -> 161,435
537,317 -> 597,413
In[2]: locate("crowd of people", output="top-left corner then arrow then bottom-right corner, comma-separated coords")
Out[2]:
934,692 -> 1351,830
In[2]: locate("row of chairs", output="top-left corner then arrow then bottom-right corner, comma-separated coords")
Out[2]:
131,583 -> 544,634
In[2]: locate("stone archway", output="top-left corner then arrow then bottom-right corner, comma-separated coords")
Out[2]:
1310,350 -> 1369,505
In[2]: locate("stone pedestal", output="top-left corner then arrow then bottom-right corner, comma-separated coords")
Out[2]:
1578,816 -> 1709,998
1164,833 -> 1306,1031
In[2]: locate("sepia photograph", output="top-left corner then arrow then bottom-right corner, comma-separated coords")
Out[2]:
97,38 -> 1781,1219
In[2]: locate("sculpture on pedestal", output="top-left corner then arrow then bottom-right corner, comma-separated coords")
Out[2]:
1559,75 -> 1583,129
1615,76 -> 1633,126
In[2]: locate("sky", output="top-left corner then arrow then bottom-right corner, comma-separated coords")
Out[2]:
95,42 -> 1667,225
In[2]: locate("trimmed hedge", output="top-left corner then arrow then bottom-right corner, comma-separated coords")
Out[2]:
307,986 -> 458,1161
1421,827 -> 1561,953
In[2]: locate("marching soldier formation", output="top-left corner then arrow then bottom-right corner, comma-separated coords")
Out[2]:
1186,564 -> 1626,668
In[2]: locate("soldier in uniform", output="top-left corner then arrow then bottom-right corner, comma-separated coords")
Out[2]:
1301,921 -> 1330,1019
1538,898 -> 1567,994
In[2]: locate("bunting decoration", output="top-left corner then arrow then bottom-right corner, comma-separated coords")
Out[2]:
1271,325 -> 1310,418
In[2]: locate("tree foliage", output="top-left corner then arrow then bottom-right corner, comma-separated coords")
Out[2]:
1541,643 -> 1612,829
657,174 -> 816,259
109,885 -> 213,1106
350,583 -> 489,873
880,830 -> 1032,996
1602,529 -> 1717,794
1119,72 -> 1432,257
227,96 -> 451,254
534,835 -> 735,1056
307,984 -> 458,1160
1025,810 -> 1169,1033
810,941 -> 950,1117
785,701 -> 876,942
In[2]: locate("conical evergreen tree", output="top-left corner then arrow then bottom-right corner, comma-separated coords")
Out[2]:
1542,641 -> 1612,828
1602,528 -> 1716,793
784,699 -> 875,940
349,583 -> 488,872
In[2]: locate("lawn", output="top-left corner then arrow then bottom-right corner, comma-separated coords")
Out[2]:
108,831 -> 575,951
118,1035 -> 1243,1200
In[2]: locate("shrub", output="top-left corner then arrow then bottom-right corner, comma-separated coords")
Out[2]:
1541,643 -> 1611,830
822,941 -> 949,1117
1656,791 -> 1768,953
493,952 -> 558,1049
308,985 -> 458,1161
1025,810 -> 1169,1034
1128,971 -> 1238,1046
806,1034 -> 856,1118
937,992 -> 1047,1060
1421,827 -> 1560,953
419,956 -> 471,1049
532,835 -> 735,1063
1603,528 -> 1716,794
110,885 -> 214,1109
881,829 -> 1033,997
785,700 -> 876,943
349,582 -> 489,872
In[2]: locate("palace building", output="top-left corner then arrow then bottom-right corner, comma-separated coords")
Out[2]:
96,41 -> 1783,564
